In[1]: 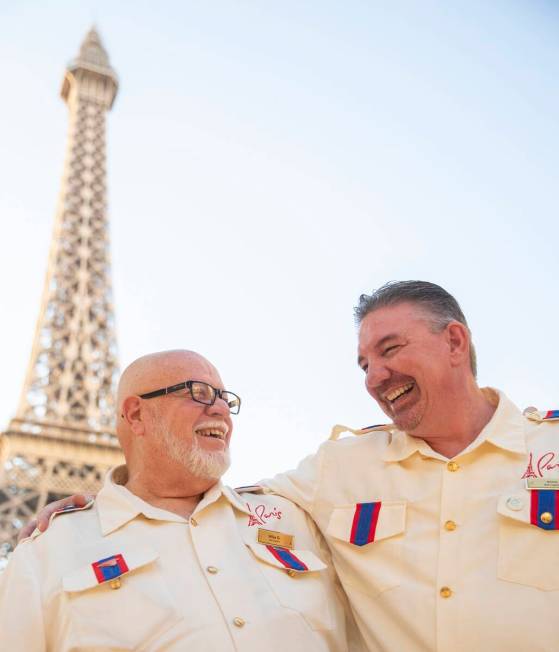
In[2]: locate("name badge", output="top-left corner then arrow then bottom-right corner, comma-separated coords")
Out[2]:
526,478 -> 559,490
257,528 -> 294,549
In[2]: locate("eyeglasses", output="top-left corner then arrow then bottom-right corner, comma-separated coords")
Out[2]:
139,380 -> 241,414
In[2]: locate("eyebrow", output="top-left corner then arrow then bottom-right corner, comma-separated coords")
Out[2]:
357,333 -> 401,367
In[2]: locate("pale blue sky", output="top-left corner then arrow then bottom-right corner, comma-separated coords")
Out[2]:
1,1 -> 558,484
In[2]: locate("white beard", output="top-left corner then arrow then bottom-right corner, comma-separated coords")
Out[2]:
155,422 -> 231,481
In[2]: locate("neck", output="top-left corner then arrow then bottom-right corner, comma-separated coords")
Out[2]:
415,384 -> 497,459
125,469 -> 212,519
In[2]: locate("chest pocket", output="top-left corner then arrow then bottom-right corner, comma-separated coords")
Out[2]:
326,501 -> 406,597
498,492 -> 559,591
245,540 -> 333,632
62,545 -> 182,651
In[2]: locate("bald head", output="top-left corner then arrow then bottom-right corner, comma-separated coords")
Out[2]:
117,350 -> 219,414
114,349 -> 233,504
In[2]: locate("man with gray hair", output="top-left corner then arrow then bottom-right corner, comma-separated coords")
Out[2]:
0,350 -> 360,651
266,280 -> 559,650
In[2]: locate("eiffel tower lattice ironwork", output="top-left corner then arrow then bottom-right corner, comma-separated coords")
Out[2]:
0,28 -> 124,564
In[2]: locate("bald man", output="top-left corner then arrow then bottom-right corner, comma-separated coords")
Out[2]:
0,350 -> 361,652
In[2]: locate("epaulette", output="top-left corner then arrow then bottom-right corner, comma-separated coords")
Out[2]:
28,500 -> 95,541
329,422 -> 394,441
234,484 -> 266,495
523,407 -> 559,423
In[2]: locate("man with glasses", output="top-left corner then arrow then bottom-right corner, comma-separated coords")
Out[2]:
0,350 -> 360,651
20,281 -> 558,651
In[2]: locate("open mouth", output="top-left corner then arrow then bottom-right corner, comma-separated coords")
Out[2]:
384,382 -> 415,404
198,430 -> 225,440
194,421 -> 228,441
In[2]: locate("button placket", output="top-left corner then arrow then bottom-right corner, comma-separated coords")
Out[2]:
436,458 -> 464,651
189,505 -> 256,638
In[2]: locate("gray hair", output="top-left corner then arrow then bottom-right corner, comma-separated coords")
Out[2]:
354,280 -> 477,377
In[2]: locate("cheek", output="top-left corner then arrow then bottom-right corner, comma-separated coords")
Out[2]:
363,371 -> 376,394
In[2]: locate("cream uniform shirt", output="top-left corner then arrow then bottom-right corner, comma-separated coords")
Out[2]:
0,467 -> 362,651
265,389 -> 559,651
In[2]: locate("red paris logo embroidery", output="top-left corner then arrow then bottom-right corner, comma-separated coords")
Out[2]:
522,452 -> 559,479
247,503 -> 283,527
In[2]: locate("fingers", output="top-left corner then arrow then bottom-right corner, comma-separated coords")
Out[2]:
17,519 -> 38,542
35,494 -> 94,533
17,493 -> 97,545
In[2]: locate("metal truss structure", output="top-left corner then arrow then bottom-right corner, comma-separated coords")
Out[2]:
0,28 -> 124,564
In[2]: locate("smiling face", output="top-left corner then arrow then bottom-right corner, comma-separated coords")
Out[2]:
119,350 -> 234,491
357,302 -> 458,434
146,353 -> 233,480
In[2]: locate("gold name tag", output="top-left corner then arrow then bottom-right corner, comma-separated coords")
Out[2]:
257,528 -> 294,549
526,478 -> 559,490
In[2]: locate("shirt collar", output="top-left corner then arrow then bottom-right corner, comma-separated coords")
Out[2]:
97,466 -> 190,536
470,388 -> 526,455
220,485 -> 253,515
381,387 -> 526,463
192,482 -> 251,516
97,466 -> 252,535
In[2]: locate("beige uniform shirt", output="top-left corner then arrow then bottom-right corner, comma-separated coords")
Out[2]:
265,389 -> 559,651
0,467 -> 361,651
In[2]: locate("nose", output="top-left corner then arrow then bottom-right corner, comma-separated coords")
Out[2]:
206,396 -> 230,418
365,362 -> 391,394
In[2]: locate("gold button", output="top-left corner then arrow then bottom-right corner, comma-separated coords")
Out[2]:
447,461 -> 459,472
109,578 -> 121,590
444,520 -> 457,531
287,569 -> 296,577
190,517 -> 198,527
206,566 -> 218,574
233,617 -> 245,628
440,586 -> 452,598
540,512 -> 553,524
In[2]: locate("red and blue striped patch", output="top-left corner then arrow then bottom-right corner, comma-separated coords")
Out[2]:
350,502 -> 382,546
544,410 -> 559,420
92,554 -> 129,584
265,546 -> 308,571
530,490 -> 559,530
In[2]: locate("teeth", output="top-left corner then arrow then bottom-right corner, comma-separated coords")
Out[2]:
194,421 -> 228,439
197,429 -> 224,439
385,383 -> 414,402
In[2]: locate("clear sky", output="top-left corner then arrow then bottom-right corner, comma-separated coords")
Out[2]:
0,1 -> 558,486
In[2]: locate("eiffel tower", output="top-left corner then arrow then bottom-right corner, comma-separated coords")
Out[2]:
0,28 -> 124,563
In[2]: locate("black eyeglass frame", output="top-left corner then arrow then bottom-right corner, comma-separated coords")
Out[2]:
139,380 -> 241,414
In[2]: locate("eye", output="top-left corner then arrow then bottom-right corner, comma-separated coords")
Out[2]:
383,344 -> 400,356
360,364 -> 368,373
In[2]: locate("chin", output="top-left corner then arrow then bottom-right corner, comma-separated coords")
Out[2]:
187,449 -> 231,481
392,409 -> 423,433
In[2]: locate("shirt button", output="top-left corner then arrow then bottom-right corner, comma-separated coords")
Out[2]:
540,512 -> 554,525
506,496 -> 524,511
440,586 -> 453,598
206,566 -> 218,574
447,461 -> 460,472
444,520 -> 457,531
190,517 -> 198,527
233,617 -> 246,628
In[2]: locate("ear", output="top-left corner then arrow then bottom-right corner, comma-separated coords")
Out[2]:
446,322 -> 470,368
121,396 -> 146,436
